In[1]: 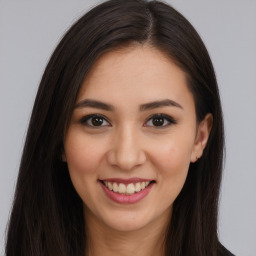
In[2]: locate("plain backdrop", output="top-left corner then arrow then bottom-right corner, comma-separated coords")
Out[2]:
0,1 -> 256,255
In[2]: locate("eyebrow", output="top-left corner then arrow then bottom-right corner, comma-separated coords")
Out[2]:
74,99 -> 183,111
139,99 -> 183,111
74,99 -> 114,111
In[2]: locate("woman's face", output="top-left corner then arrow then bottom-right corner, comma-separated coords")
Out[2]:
63,46 -> 211,232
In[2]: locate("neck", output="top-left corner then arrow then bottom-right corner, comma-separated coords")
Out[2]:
85,208 -> 171,256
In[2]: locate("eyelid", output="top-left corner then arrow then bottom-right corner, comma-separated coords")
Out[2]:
79,113 -> 176,128
80,114 -> 111,127
144,113 -> 177,128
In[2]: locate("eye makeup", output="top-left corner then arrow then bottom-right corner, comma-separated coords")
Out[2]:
144,113 -> 177,128
79,114 -> 111,127
79,113 -> 177,129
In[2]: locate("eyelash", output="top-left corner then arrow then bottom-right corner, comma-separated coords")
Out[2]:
79,113 -> 177,128
80,114 -> 110,127
144,113 -> 177,128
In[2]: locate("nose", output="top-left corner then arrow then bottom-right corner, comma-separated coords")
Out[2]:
106,125 -> 146,171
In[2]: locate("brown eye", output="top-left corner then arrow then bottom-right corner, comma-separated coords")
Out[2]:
152,117 -> 164,126
80,114 -> 110,127
144,114 -> 177,128
91,116 -> 104,126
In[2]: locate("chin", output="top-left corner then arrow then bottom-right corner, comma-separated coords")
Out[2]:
99,206 -> 171,233
96,208 -> 155,232
105,217 -> 151,232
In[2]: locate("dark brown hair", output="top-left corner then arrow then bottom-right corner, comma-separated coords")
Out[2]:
6,1 -> 226,255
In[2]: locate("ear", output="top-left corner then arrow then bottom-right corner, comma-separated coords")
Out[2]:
190,113 -> 213,163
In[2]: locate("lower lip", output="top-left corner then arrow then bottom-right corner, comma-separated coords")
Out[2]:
100,182 -> 154,204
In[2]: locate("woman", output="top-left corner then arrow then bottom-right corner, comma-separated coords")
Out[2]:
5,0 -> 234,255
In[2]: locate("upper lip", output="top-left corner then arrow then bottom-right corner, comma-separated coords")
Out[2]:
99,177 -> 154,184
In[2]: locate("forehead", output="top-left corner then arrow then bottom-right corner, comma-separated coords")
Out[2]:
77,45 -> 194,110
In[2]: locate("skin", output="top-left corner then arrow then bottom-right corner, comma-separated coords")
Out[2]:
63,45 -> 212,256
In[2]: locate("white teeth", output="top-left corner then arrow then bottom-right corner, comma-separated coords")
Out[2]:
118,183 -> 126,193
103,181 -> 152,195
108,182 -> 113,190
135,182 -> 141,192
126,183 -> 135,194
113,182 -> 118,192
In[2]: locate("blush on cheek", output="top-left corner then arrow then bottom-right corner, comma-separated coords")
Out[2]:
161,149 -> 190,201
158,146 -> 178,168
66,145 -> 100,174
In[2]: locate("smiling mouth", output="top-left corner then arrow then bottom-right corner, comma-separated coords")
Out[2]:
100,180 -> 155,195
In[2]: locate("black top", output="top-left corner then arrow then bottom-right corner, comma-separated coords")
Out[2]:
219,244 -> 235,256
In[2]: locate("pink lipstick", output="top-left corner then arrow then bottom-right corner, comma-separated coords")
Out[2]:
99,178 -> 155,204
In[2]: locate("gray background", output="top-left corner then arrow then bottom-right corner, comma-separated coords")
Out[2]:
0,1 -> 255,255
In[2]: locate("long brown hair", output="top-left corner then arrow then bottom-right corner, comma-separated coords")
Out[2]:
6,1 -> 225,255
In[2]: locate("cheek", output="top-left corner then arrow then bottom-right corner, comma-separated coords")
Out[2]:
149,139 -> 192,204
64,133 -> 104,175
150,137 -> 193,175
64,132 -> 106,204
